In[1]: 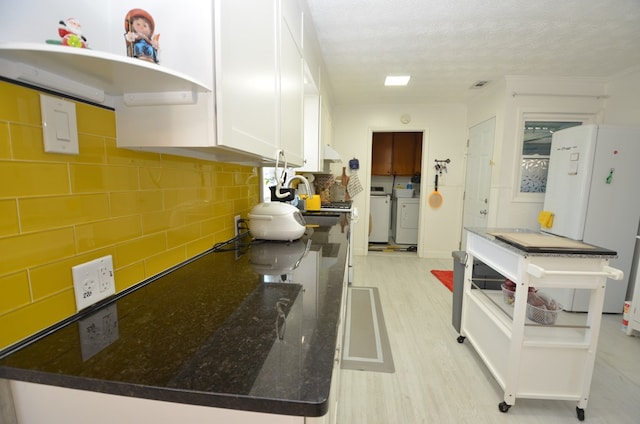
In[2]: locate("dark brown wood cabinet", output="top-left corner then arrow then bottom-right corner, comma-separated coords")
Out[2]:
414,140 -> 422,175
371,132 -> 393,175
372,132 -> 422,176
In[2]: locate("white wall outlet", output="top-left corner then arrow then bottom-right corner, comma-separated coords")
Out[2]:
78,303 -> 119,361
234,215 -> 241,237
72,255 -> 116,311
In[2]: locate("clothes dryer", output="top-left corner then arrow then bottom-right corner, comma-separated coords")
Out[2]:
393,197 -> 419,244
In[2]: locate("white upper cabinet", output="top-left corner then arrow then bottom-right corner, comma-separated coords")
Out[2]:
0,0 -> 307,167
279,0 -> 305,167
300,89 -> 322,172
212,0 -> 279,162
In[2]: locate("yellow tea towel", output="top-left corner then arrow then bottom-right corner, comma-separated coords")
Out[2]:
538,211 -> 554,228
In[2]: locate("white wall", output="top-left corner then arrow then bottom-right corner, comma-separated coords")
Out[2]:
603,66 -> 640,298
330,71 -> 640,260
604,66 -> 640,125
330,104 -> 467,258
468,76 -> 609,232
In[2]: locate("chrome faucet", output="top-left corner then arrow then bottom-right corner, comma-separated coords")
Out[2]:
285,175 -> 312,197
272,150 -> 312,204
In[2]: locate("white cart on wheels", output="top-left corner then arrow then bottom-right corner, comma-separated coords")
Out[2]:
458,228 -> 622,421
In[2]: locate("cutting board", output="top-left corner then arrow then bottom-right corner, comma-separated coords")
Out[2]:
489,232 -> 596,250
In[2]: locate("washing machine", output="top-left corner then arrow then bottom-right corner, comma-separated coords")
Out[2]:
369,191 -> 391,243
393,197 -> 419,244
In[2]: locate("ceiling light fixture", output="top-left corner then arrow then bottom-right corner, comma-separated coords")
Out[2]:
384,76 -> 411,86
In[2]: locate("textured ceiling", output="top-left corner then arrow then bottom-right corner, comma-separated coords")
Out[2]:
304,0 -> 640,105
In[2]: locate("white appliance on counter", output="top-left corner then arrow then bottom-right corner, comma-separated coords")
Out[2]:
542,124 -> 640,312
393,197 -> 420,245
370,187 -> 391,243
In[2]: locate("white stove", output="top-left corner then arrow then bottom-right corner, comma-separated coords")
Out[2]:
319,201 -> 353,213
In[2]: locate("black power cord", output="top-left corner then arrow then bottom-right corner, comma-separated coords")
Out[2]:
212,218 -> 261,252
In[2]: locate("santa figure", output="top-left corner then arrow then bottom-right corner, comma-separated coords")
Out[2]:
58,18 -> 89,48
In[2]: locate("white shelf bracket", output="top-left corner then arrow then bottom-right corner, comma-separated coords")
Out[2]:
123,90 -> 197,106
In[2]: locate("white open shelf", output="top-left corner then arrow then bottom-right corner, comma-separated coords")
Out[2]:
471,289 -> 591,348
0,43 -> 211,104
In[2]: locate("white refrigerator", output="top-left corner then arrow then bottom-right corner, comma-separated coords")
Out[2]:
542,124 -> 640,312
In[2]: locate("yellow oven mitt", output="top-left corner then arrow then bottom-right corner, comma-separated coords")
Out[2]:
537,211 -> 554,229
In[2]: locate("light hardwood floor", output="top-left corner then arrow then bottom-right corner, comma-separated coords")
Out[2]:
337,253 -> 640,424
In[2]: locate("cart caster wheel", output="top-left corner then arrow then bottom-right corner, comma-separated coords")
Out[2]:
498,402 -> 511,413
576,407 -> 585,421
456,335 -> 466,343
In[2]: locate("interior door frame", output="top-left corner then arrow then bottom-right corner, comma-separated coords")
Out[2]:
365,127 -> 428,257
461,117 -> 496,249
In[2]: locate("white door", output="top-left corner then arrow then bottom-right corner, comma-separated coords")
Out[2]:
462,118 -> 495,248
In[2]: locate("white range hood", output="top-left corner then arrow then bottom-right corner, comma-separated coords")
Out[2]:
324,145 -> 342,162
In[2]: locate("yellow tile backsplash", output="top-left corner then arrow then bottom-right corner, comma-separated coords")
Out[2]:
0,199 -> 19,237
0,161 -> 70,197
0,122 -> 10,158
0,82 -> 41,125
0,272 -> 30,312
19,193 -> 110,232
0,80 -> 260,350
70,163 -> 142,192
75,215 -> 143,253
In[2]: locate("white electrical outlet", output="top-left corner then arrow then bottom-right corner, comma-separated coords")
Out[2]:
78,303 -> 119,361
72,255 -> 116,311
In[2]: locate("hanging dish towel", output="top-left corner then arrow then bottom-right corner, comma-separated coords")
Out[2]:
537,211 -> 554,229
347,170 -> 364,197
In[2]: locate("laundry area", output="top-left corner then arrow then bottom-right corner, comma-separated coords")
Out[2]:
369,185 -> 419,251
368,131 -> 426,252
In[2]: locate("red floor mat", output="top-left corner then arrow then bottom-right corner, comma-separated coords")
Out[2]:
430,270 -> 453,292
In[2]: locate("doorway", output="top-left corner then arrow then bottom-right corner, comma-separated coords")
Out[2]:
461,118 -> 495,249
369,131 -> 423,252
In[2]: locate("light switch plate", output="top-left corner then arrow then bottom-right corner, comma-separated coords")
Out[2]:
72,255 -> 116,311
40,94 -> 79,155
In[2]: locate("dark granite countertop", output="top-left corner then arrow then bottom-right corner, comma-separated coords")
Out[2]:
465,227 -> 617,257
0,213 -> 350,417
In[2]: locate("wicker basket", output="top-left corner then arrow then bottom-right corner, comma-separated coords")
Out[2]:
501,283 -> 515,305
526,292 -> 562,325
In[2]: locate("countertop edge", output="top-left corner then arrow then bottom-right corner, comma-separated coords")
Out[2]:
0,226 -> 349,418
0,367 -> 328,417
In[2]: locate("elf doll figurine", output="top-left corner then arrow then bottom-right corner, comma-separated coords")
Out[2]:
124,9 -> 160,63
